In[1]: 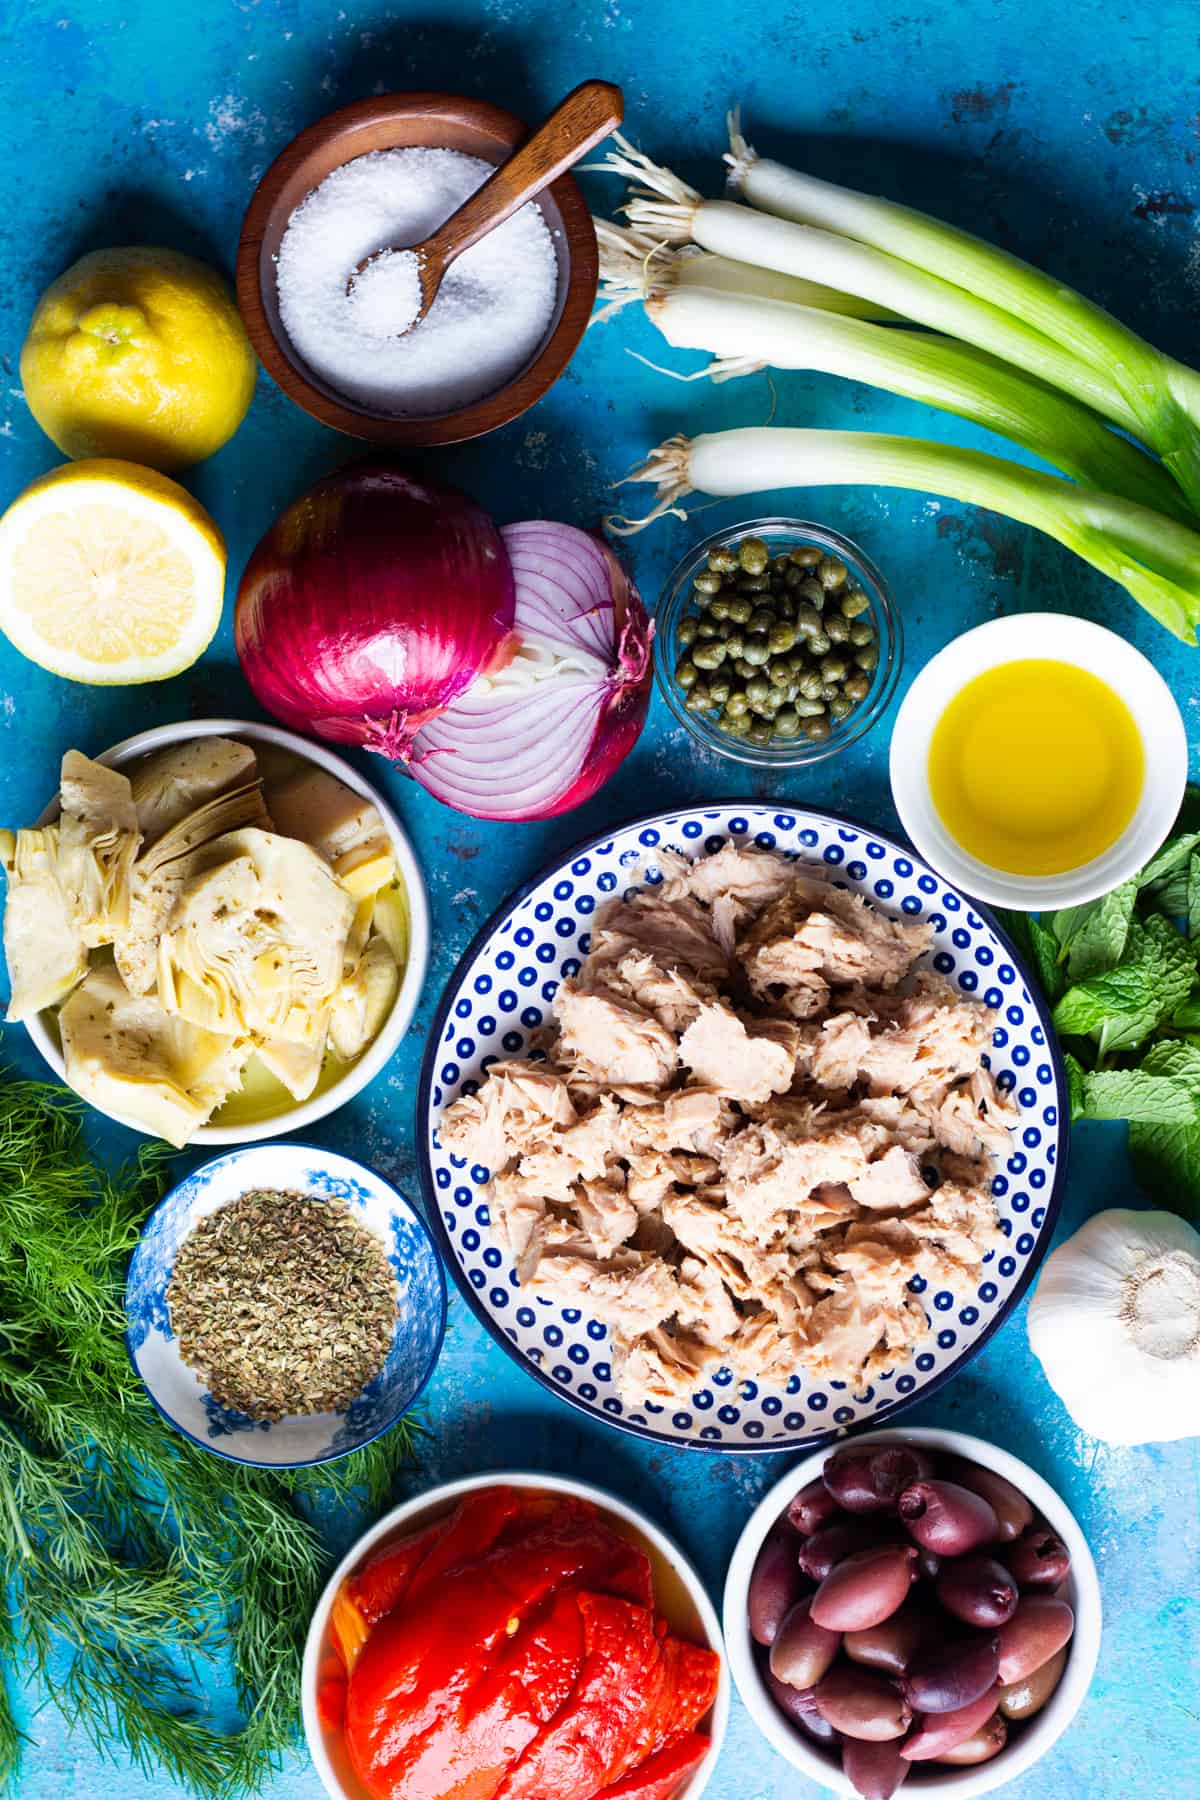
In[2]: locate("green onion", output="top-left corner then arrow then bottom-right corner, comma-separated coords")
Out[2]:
725,117 -> 1200,514
595,226 -> 1188,521
615,426 -> 1200,642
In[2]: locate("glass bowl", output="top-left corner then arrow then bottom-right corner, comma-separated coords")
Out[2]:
654,517 -> 902,767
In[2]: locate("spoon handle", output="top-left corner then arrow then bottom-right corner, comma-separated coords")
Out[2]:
424,80 -> 624,268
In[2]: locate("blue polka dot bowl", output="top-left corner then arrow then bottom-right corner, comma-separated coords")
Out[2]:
125,1144 -> 446,1468
419,804 -> 1067,1456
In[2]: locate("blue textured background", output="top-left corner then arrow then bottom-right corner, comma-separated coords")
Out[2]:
2,0 -> 1199,1795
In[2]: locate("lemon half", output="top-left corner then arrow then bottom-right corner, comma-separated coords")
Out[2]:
0,460 -> 225,685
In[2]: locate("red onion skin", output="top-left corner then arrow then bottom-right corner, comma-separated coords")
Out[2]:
235,462 -> 515,754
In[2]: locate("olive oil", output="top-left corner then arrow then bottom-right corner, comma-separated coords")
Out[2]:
928,659 -> 1143,877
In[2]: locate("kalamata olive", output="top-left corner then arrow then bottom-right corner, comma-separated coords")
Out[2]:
898,1480 -> 998,1556
811,1544 -> 918,1631
759,1653 -> 839,1744
844,1604 -> 925,1675
749,1520 -> 803,1646
824,1444 -> 934,1514
789,1477 -> 840,1536
799,1521 -> 880,1582
1006,1524 -> 1071,1589
998,1642 -> 1069,1720
900,1688 -> 1001,1760
936,1555 -> 1019,1628
996,1596 -> 1074,1683
901,1633 -> 1000,1713
842,1737 -> 910,1799
941,1456 -> 1033,1543
770,1597 -> 841,1690
935,1713 -> 1008,1765
814,1666 -> 913,1741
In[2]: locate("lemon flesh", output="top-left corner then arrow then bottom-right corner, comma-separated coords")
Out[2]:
20,247 -> 256,471
0,460 -> 225,685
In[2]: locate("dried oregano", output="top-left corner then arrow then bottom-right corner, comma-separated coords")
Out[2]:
167,1188 -> 398,1421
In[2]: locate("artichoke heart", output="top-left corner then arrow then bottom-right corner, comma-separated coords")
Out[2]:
114,779 -> 271,996
329,933 -> 400,1063
1,826 -> 87,1021
257,1026 -> 329,1103
56,751 -> 141,944
60,966 -> 253,1148
266,765 -> 394,898
128,735 -> 257,848
157,828 -> 354,1043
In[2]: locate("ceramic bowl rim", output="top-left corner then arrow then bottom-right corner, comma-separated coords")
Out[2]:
889,611 -> 1187,909
26,716 -> 430,1144
416,800 -> 1069,1455
123,1141 -> 448,1470
300,1468 -> 731,1800
722,1424 -> 1102,1796
654,517 -> 904,769
235,91 -> 599,445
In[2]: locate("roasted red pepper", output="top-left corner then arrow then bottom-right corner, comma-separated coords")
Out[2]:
330,1489 -> 719,1800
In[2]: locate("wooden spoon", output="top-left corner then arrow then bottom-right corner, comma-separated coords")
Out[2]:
346,79 -> 624,332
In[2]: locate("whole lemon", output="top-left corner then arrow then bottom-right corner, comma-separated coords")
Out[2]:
20,246 -> 257,471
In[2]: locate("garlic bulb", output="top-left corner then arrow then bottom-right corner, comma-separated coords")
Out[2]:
1027,1209 -> 1200,1445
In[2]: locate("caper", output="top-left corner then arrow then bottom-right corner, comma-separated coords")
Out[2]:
824,614 -> 849,644
788,649 -> 809,673
767,621 -> 797,654
709,674 -> 732,706
742,635 -> 771,667
820,654 -> 848,681
734,657 -> 756,679
769,658 -> 793,687
747,605 -> 776,634
856,645 -> 879,672
738,535 -> 770,574
708,545 -> 739,574
724,629 -> 745,659
745,674 -> 772,707
799,578 -> 826,608
774,591 -> 797,621
790,545 -> 822,568
796,698 -> 827,718
799,670 -> 825,700
805,717 -> 833,741
771,553 -> 791,573
840,586 -> 871,618
674,656 -> 699,690
709,596 -> 730,622
821,681 -> 841,702
726,596 -> 753,624
724,689 -> 750,718
850,620 -> 876,646
746,721 -> 774,746
796,605 -> 823,637
845,674 -> 871,702
686,683 -> 712,711
774,706 -> 801,737
809,630 -> 831,655
696,640 -> 730,671
720,711 -> 752,738
676,615 -> 699,647
693,568 -> 723,595
830,695 -> 853,721
784,564 -> 807,590
696,618 -> 719,639
818,555 -> 848,590
717,619 -> 735,640
738,572 -> 770,593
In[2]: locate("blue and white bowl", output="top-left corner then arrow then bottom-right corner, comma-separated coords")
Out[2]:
126,1144 -> 446,1467
419,804 -> 1068,1456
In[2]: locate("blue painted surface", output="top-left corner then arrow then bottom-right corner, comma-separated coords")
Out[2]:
2,1 -> 1199,1796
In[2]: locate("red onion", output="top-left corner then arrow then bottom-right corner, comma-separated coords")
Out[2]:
235,463 -> 515,755
406,521 -> 652,820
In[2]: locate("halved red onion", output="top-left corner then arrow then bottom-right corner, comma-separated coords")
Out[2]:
407,521 -> 653,820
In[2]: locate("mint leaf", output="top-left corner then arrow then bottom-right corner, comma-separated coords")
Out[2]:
1189,852 -> 1200,941
1050,902 -> 1097,951
1079,1065 -> 1200,1125
1138,829 -> 1200,890
1128,1041 -> 1200,1218
1063,1051 -> 1087,1121
1063,879 -> 1137,981
1173,992 -> 1200,1029
996,909 -> 1064,1001
1052,915 -> 1196,1054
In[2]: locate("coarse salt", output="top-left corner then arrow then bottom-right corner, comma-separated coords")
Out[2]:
275,146 -> 560,416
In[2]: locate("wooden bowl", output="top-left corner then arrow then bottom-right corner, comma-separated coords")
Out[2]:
236,93 -> 600,446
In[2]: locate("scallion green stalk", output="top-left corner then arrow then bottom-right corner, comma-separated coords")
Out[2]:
725,118 -> 1200,513
615,426 -> 1200,642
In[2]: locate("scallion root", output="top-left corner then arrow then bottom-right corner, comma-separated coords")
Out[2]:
593,220 -> 678,320
724,107 -> 758,193
607,435 -> 696,535
587,132 -> 701,244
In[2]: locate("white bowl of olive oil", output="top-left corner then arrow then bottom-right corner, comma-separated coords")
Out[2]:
890,613 -> 1186,909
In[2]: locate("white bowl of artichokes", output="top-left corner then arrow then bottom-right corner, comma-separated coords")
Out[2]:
5,719 -> 428,1146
